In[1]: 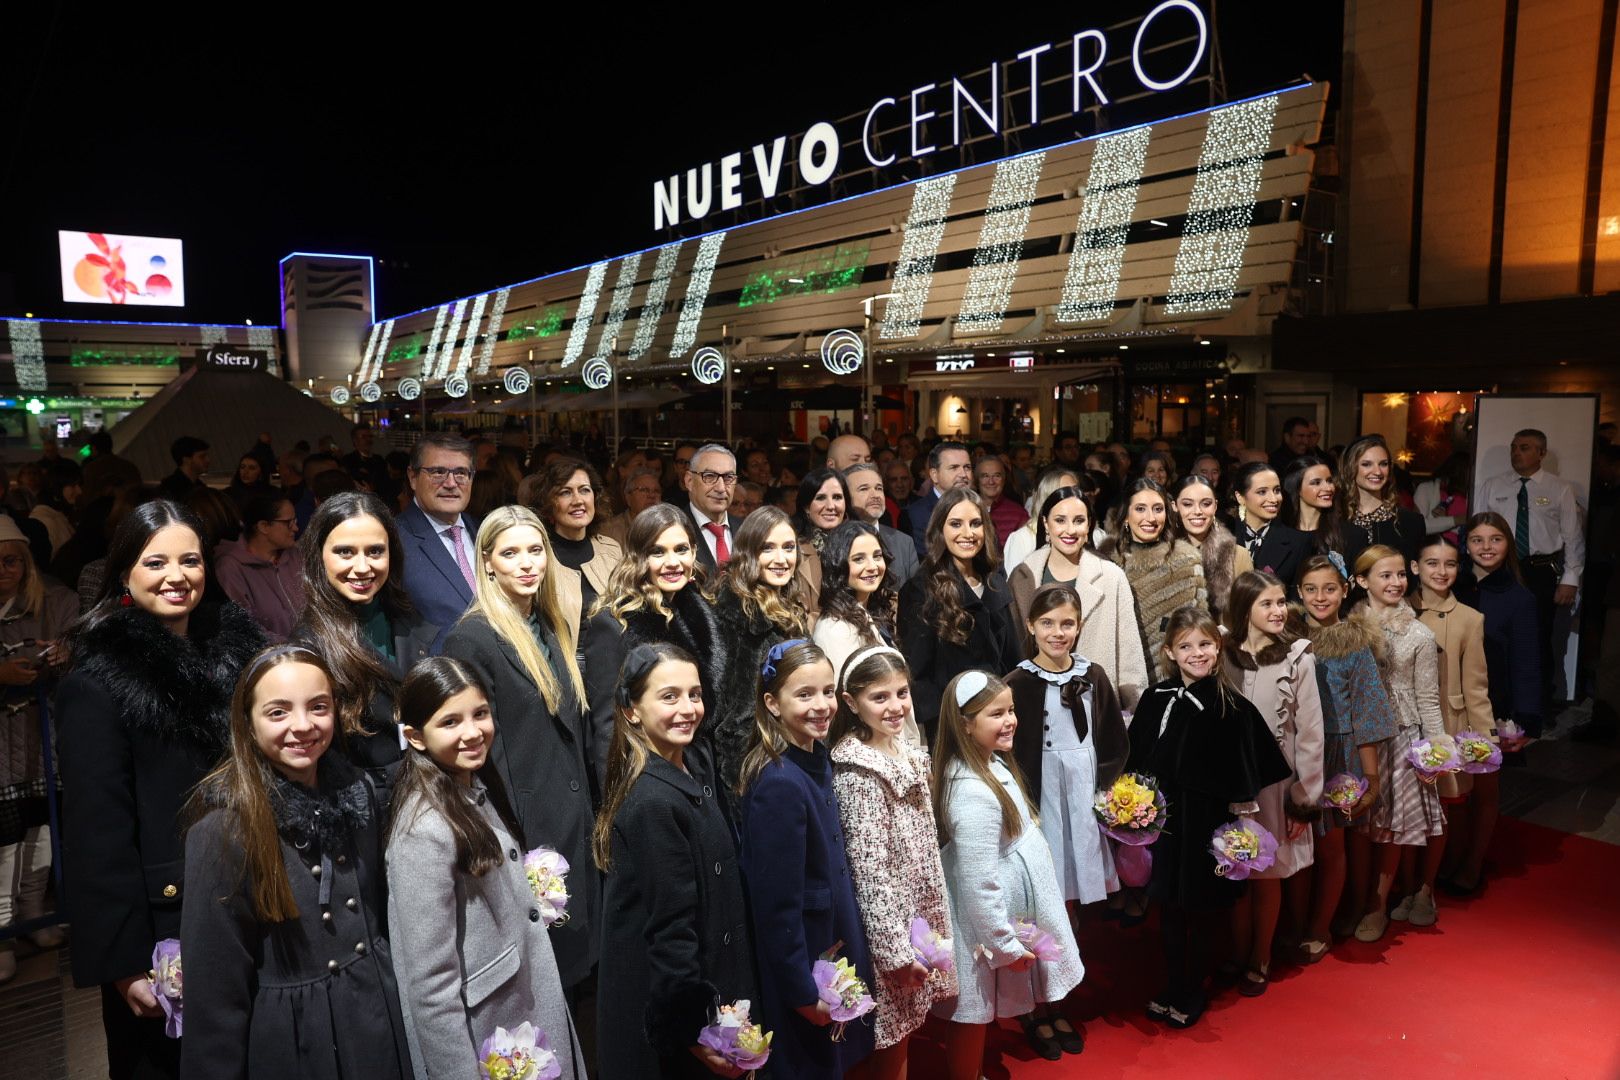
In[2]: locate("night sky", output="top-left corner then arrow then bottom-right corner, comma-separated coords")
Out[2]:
1,4 -> 1340,325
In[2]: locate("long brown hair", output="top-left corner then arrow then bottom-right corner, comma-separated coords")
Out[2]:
594,503 -> 709,625
1338,434 -> 1398,513
1222,569 -> 1298,666
1462,511 -> 1525,585
593,642 -> 700,871
720,505 -> 811,635
389,657 -> 519,877
293,492 -> 414,739
829,646 -> 911,746
918,488 -> 998,646
736,639 -> 832,795
188,645 -> 335,923
932,670 -> 1034,842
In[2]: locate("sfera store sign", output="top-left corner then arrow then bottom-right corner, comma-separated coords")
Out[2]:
200,346 -> 267,373
652,0 -> 1210,230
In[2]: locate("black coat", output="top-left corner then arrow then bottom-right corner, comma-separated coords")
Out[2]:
1455,566 -> 1543,731
443,612 -> 601,988
180,759 -> 412,1080
684,507 -> 745,574
57,602 -> 266,989
291,608 -> 436,772
712,589 -> 792,793
597,746 -> 755,1080
1125,676 -> 1291,911
1340,508 -> 1428,575
1230,519 -> 1312,590
1006,659 -> 1129,802
897,565 -> 1023,738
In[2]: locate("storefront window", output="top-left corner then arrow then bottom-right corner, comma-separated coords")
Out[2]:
1359,390 -> 1477,473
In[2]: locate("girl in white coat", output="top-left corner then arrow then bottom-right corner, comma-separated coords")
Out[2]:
932,671 -> 1084,1076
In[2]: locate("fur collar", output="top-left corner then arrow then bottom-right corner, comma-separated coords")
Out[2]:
71,601 -> 266,753
1200,519 -> 1238,615
622,586 -> 726,699
1309,610 -> 1389,666
1226,634 -> 1302,669
270,755 -> 372,850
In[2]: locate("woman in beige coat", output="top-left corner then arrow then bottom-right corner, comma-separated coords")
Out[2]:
1007,486 -> 1148,710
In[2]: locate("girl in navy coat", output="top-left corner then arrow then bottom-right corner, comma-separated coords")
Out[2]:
737,639 -> 876,1078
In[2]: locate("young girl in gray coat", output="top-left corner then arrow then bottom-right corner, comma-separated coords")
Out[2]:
385,658 -> 585,1080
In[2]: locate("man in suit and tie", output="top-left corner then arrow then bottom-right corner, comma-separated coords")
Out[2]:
685,443 -> 745,572
844,462 -> 919,586
397,432 -> 481,648
905,441 -> 973,556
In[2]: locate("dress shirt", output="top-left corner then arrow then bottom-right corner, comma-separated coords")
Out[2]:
423,504 -> 478,573
690,500 -> 731,564
1480,469 -> 1585,586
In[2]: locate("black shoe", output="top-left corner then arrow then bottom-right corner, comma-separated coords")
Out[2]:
1166,991 -> 1208,1029
1050,1017 -> 1085,1055
1020,1015 -> 1063,1060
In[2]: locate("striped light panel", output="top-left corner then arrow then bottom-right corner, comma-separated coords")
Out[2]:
957,152 -> 1046,332
562,262 -> 609,366
629,243 -> 683,362
453,292 -> 488,378
670,232 -> 726,358
475,289 -> 510,375
879,175 -> 957,340
420,304 -> 451,378
1056,126 -> 1152,322
593,253 -> 643,360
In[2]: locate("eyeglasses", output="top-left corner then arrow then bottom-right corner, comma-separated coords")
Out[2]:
418,466 -> 473,486
696,470 -> 738,487
272,516 -> 298,527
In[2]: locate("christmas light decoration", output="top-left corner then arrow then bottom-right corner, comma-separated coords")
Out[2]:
820,329 -> 864,375
360,382 -> 382,403
247,325 -> 278,361
453,292 -> 488,378
475,288 -> 510,375
356,323 -> 381,381
1056,126 -> 1152,322
563,262 -> 609,366
432,298 -> 468,380
582,356 -> 613,390
671,232 -> 726,358
420,305 -> 451,378
594,253 -> 643,361
691,346 -> 725,384
879,175 -> 957,340
630,243 -> 682,361
1164,94 -> 1278,315
397,377 -> 422,401
444,374 -> 469,398
200,327 -> 229,348
330,386 -> 351,405
503,366 -> 532,395
6,320 -> 47,392
957,152 -> 1045,332
368,320 -> 396,381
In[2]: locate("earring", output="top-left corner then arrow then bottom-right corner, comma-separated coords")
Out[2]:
119,587 -> 133,608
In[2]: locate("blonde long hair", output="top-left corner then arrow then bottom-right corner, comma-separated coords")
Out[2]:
0,539 -> 45,623
463,505 -> 585,711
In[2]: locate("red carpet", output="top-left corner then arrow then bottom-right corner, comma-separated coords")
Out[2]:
909,818 -> 1620,1079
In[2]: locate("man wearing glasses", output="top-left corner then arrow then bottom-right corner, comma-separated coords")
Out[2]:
397,432 -> 482,646
684,444 -> 744,571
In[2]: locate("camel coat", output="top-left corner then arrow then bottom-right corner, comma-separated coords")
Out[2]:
1416,593 -> 1495,797
1007,547 -> 1149,710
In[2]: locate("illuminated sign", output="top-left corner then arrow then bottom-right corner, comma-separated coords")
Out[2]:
1009,353 -> 1035,370
936,357 -> 976,372
652,1 -> 1209,230
200,346 -> 268,373
59,231 -> 186,306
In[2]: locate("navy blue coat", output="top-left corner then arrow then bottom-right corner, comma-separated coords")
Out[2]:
1455,565 -> 1543,732
395,500 -> 480,650
739,743 -> 875,1079
903,488 -> 941,557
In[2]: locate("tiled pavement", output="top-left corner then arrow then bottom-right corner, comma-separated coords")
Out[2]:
3,705 -> 1616,1079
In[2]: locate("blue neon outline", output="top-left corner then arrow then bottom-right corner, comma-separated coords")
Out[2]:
278,252 -> 377,329
376,80 -> 1315,323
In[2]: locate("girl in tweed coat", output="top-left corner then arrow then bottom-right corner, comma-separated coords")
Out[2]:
830,646 -> 955,1080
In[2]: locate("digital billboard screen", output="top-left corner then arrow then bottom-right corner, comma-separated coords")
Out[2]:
59,230 -> 186,307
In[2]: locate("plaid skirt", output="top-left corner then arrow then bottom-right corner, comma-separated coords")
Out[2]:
1364,726 -> 1445,845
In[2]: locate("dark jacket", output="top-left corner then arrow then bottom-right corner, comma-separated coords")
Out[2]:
443,612 -> 601,988
395,501 -> 481,650
1340,508 -> 1428,577
712,589 -> 795,793
597,746 -> 755,1080
738,743 -> 875,1079
684,507 -> 745,574
180,759 -> 412,1080
1455,565 -> 1543,731
1006,658 -> 1129,802
291,608 -> 436,772
1230,518 -> 1312,590
903,488 -> 942,557
57,602 -> 266,991
897,565 -> 1023,738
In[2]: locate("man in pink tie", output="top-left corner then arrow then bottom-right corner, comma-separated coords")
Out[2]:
684,443 -> 744,573
397,432 -> 482,649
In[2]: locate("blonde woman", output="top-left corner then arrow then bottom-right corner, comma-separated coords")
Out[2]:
442,504 -> 597,990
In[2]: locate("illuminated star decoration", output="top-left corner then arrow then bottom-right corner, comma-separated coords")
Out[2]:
1164,94 -> 1279,315
880,175 -> 958,340
1057,126 -> 1152,323
957,151 -> 1046,332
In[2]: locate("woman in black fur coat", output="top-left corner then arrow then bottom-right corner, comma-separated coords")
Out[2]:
56,501 -> 266,1080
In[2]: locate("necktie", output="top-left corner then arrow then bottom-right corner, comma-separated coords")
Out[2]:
705,522 -> 731,567
1515,478 -> 1531,559
448,522 -> 476,588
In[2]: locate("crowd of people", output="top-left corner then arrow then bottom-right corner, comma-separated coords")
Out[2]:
0,416 -> 1597,1079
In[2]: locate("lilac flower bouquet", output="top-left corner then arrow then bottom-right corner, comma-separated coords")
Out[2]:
910,916 -> 954,975
697,1000 -> 772,1075
812,950 -> 875,1041
478,1022 -> 561,1080
1210,819 -> 1279,880
1012,920 -> 1063,963
522,847 -> 569,928
150,938 -> 183,1039
1320,772 -> 1370,817
1454,731 -> 1503,774
1408,735 -> 1463,783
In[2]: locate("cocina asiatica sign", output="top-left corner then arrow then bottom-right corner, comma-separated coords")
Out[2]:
651,0 -> 1209,231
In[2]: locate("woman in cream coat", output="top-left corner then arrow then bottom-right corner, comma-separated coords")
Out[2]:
1008,487 -> 1148,710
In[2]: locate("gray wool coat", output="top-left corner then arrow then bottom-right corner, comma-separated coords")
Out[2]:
386,783 -> 586,1080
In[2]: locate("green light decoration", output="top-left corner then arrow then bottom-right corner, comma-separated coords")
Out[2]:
505,306 -> 568,342
25,399 -> 45,415
385,333 -> 424,365
68,348 -> 179,366
737,244 -> 870,309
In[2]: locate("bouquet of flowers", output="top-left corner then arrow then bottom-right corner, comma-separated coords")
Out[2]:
1012,919 -> 1063,963
150,938 -> 183,1039
1407,734 -> 1463,783
1497,720 -> 1529,751
1319,772 -> 1369,817
1455,731 -> 1503,774
910,916 -> 954,975
812,946 -> 875,1042
1210,819 -> 1279,880
522,847 -> 569,928
478,1021 -> 562,1080
1092,772 -> 1168,887
697,1000 -> 772,1075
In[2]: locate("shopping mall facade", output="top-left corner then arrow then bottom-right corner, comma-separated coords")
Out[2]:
3,0 -> 1617,470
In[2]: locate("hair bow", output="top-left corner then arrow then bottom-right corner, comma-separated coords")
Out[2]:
1326,550 -> 1348,580
761,638 -> 810,682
